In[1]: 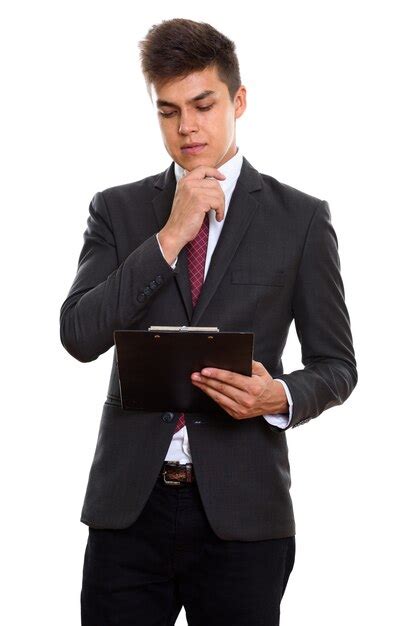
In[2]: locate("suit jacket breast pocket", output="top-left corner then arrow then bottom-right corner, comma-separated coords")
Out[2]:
231,269 -> 286,287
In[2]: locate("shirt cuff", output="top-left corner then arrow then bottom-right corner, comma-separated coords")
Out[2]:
262,378 -> 293,428
155,233 -> 178,269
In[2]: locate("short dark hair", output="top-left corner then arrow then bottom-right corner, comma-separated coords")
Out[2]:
138,18 -> 241,102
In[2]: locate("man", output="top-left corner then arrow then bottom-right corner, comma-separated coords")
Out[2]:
60,18 -> 357,626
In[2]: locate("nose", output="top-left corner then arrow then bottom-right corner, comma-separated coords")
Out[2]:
178,111 -> 199,135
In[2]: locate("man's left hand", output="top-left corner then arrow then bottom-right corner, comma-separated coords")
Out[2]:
191,360 -> 289,420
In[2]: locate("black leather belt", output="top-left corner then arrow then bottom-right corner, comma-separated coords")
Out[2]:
159,461 -> 195,486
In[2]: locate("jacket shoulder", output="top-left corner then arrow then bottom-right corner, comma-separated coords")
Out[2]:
259,172 -> 324,213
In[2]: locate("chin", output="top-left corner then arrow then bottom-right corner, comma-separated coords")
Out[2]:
179,155 -> 213,170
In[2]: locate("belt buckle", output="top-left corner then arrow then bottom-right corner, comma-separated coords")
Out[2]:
163,461 -> 182,486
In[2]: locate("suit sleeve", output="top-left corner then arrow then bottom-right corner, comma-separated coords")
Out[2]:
277,199 -> 358,429
59,191 -> 179,363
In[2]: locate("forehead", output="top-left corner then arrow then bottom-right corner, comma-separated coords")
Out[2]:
151,65 -> 228,106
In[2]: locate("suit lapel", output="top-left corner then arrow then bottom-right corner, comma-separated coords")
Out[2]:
151,156 -> 263,325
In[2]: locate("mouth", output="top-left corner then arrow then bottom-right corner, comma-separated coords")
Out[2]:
180,143 -> 207,155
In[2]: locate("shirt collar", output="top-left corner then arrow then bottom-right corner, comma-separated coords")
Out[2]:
174,146 -> 243,193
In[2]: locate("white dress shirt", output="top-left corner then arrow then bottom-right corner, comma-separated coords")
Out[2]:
156,146 -> 293,464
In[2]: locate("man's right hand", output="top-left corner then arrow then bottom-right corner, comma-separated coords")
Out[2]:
158,165 -> 226,265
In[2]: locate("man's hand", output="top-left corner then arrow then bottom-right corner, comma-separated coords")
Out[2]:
190,360 -> 289,420
158,165 -> 226,264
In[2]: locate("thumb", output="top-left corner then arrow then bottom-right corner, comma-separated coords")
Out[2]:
251,360 -> 265,375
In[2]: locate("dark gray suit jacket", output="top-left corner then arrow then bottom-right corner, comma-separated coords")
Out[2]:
59,156 -> 357,541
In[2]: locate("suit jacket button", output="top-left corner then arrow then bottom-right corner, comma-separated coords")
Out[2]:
137,293 -> 146,302
162,411 -> 175,423
150,280 -> 157,290
144,286 -> 151,296
156,275 -> 163,284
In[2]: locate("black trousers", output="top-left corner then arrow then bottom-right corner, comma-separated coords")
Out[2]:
81,469 -> 296,625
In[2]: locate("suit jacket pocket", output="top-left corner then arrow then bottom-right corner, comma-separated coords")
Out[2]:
231,269 -> 286,286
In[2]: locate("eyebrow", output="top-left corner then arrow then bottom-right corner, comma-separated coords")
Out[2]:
156,90 -> 217,108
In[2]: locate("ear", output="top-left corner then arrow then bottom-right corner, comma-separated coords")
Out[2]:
234,85 -> 247,119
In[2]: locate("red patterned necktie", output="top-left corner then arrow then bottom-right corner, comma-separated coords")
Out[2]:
174,211 -> 210,432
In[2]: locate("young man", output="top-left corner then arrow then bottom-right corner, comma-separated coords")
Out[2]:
60,18 -> 357,626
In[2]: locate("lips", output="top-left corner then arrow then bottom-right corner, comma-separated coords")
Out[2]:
181,143 -> 207,155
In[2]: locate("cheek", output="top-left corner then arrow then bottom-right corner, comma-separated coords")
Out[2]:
160,125 -> 176,146
212,111 -> 233,135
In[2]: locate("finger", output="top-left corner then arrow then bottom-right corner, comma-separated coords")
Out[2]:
184,166 -> 226,181
198,190 -> 225,202
198,192 -> 225,222
199,367 -> 251,391
193,376 -> 252,407
186,178 -> 224,190
192,379 -> 244,416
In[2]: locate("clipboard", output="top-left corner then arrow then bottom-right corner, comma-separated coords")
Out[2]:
113,326 -> 254,412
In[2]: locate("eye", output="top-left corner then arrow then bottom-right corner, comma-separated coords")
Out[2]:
158,104 -> 213,118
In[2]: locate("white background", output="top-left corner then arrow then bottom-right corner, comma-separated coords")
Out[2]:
1,1 -> 417,624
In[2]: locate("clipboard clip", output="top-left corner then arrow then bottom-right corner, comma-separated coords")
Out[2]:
148,325 -> 219,332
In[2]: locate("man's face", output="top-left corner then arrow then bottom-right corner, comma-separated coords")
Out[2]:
151,65 -> 246,170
